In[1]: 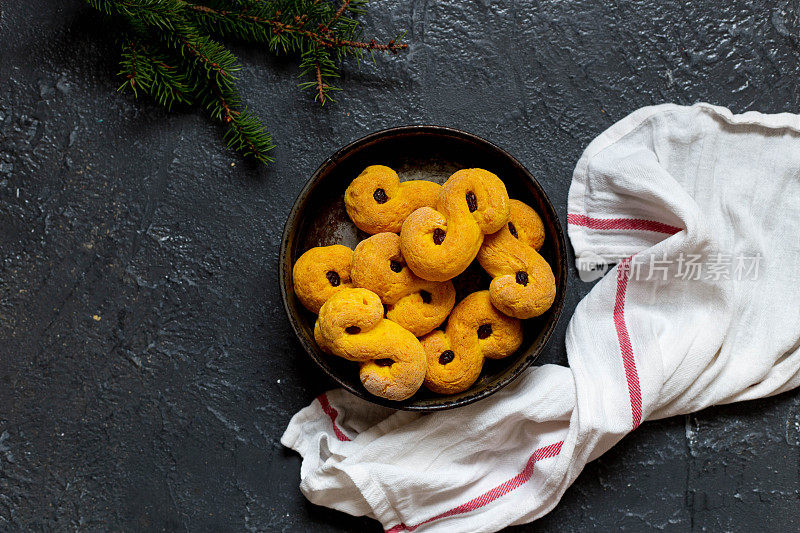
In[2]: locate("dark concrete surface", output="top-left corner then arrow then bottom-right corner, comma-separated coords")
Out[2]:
1,0 -> 798,530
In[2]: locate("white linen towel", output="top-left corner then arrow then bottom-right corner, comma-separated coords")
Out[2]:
281,103 -> 800,532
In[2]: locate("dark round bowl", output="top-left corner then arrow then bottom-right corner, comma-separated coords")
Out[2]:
279,126 -> 567,411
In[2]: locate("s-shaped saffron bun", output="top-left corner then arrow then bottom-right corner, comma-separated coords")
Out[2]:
351,232 -> 456,337
292,245 -> 353,313
344,165 -> 441,234
314,288 -> 427,401
400,168 -> 510,281
476,199 -> 556,319
421,290 -> 522,395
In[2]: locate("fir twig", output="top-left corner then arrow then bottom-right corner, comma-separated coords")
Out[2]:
118,40 -> 192,109
86,0 -> 408,166
322,0 -> 351,34
315,61 -> 326,104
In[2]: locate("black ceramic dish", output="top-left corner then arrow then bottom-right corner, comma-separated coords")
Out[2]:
279,126 -> 567,411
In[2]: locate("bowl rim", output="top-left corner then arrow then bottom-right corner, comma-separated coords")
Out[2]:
279,125 -> 567,411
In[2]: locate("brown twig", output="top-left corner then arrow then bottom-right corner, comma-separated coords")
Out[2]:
330,37 -> 407,53
218,94 -> 236,123
322,0 -> 350,34
186,3 -> 215,14
315,61 -> 326,104
127,41 -> 138,88
273,19 -> 407,52
182,3 -> 407,54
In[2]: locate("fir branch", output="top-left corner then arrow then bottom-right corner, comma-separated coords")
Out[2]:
298,47 -> 340,104
162,24 -> 240,93
118,40 -> 193,109
86,0 -> 408,165
266,18 -> 408,54
196,79 -> 275,163
225,109 -> 275,163
180,3 -> 407,55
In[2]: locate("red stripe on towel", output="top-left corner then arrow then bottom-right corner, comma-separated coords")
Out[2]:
567,214 -> 681,235
385,440 -> 564,532
614,257 -> 642,429
317,393 -> 351,442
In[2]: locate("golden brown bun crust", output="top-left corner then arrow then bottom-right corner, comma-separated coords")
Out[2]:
400,168 -> 510,281
292,245 -> 353,314
351,232 -> 455,337
421,290 -> 522,395
315,288 -> 427,400
344,165 -> 440,234
477,199 -> 556,319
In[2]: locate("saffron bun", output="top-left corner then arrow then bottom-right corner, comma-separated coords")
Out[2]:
476,200 -> 556,319
400,168 -> 510,281
344,165 -> 440,234
292,245 -> 353,314
314,288 -> 427,400
421,290 -> 522,395
351,232 -> 455,337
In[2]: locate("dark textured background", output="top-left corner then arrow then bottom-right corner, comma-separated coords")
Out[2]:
1,0 -> 799,530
